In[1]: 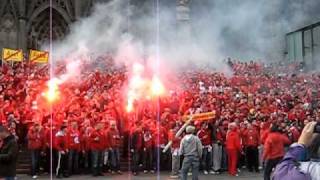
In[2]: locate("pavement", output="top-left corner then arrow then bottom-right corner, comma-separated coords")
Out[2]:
17,171 -> 263,180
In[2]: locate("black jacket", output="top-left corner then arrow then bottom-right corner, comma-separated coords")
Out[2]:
0,135 -> 18,177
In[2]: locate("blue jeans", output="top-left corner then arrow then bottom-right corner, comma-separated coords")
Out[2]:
201,147 -> 212,171
131,150 -> 140,173
181,156 -> 200,180
143,147 -> 154,171
4,177 -> 15,180
221,146 -> 228,170
91,150 -> 103,176
68,149 -> 79,174
154,147 -> 170,171
110,148 -> 120,171
31,149 -> 40,176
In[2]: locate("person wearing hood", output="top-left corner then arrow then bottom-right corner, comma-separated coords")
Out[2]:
179,125 -> 203,180
226,122 -> 241,176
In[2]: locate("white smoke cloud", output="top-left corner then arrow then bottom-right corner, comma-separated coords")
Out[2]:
44,0 -> 320,82
190,0 -> 320,61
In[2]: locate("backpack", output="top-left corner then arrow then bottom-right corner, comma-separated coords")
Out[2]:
272,159 -> 312,180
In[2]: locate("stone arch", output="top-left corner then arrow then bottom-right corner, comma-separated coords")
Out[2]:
27,6 -> 70,49
27,2 -> 72,33
0,0 -> 19,49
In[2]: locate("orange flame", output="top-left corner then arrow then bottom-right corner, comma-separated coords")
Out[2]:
43,78 -> 60,103
151,76 -> 165,96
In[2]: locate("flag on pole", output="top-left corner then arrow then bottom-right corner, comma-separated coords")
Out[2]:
182,111 -> 216,122
29,49 -> 49,63
2,48 -> 23,62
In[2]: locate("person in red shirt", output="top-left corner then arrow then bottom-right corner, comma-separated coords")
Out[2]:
142,127 -> 154,174
168,122 -> 182,178
263,124 -> 290,180
212,121 -> 225,174
27,122 -> 44,179
80,120 -> 93,171
197,122 -> 212,175
90,121 -> 105,176
55,124 -> 69,178
242,123 -> 260,172
289,125 -> 301,143
259,122 -> 269,168
153,122 -> 169,171
226,122 -> 241,176
130,125 -> 143,176
102,121 -> 111,169
108,121 -> 121,174
67,121 -> 81,175
42,122 -> 57,174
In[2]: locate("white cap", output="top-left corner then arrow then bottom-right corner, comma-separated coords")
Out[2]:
186,125 -> 195,134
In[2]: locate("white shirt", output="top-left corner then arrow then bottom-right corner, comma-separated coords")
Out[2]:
300,161 -> 320,180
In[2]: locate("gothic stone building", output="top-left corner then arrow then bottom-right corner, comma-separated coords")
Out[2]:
0,0 -> 97,52
0,0 -> 190,55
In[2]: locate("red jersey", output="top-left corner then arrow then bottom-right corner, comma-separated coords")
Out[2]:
168,129 -> 181,149
108,128 -> 121,148
226,130 -> 241,151
153,126 -> 168,147
260,129 -> 269,145
242,128 -> 260,147
55,130 -> 68,152
90,129 -> 106,151
197,129 -> 212,146
143,131 -> 154,149
263,132 -> 290,160
27,128 -> 44,150
80,126 -> 93,151
68,128 -> 81,151
215,127 -> 225,143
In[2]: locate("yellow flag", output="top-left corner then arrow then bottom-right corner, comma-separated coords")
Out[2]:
182,111 -> 216,122
29,50 -> 49,63
2,48 -> 23,62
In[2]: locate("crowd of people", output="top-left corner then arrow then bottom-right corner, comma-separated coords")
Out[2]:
0,57 -> 319,180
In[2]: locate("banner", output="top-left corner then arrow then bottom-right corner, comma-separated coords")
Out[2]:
2,48 -> 23,62
29,49 -> 49,63
182,111 -> 215,122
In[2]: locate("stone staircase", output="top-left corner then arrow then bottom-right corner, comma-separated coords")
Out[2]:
16,143 -> 132,174
17,147 -> 31,174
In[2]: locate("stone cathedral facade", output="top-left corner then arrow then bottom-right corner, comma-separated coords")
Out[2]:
0,0 -> 190,55
0,0 -> 95,52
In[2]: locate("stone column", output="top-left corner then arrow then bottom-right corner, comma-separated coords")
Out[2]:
176,0 -> 191,39
74,0 -> 83,20
17,0 -> 27,51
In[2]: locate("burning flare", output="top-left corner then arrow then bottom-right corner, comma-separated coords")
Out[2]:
151,76 -> 165,96
43,78 -> 61,103
126,63 -> 145,112
125,63 -> 166,113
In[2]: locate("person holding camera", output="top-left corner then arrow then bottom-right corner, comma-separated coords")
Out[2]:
273,122 -> 320,180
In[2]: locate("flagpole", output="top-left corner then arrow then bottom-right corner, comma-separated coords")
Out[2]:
1,48 -> 3,68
